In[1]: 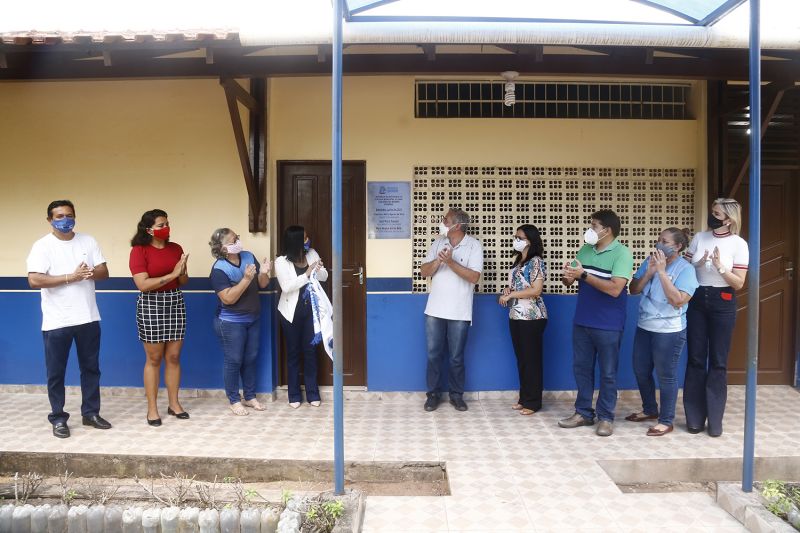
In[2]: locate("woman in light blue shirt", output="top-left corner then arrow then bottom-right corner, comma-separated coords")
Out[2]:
626,228 -> 698,436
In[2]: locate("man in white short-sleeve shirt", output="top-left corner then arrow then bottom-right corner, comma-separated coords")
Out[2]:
26,200 -> 112,438
419,208 -> 483,412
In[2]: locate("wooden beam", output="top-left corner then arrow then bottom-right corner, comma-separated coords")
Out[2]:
204,47 -> 214,65
219,77 -> 258,112
248,78 -> 268,232
220,77 -> 268,232
0,49 -> 798,81
102,51 -> 112,67
645,48 -> 654,65
726,85 -> 792,197
421,44 -> 435,61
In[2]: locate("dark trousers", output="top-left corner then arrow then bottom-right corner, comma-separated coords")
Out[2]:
280,298 -> 320,404
42,321 -> 102,425
509,319 -> 547,411
684,286 -> 737,434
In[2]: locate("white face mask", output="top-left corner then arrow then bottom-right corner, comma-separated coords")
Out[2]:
224,240 -> 243,254
512,238 -> 528,252
439,222 -> 451,236
584,227 -> 604,246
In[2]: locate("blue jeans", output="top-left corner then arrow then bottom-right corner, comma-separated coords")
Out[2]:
684,286 -> 737,434
213,317 -> 260,404
42,321 -> 102,425
632,327 -> 686,426
279,298 -> 320,404
425,315 -> 470,399
573,325 -> 622,422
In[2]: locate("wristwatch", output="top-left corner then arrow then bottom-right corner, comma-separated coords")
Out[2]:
580,271 -> 588,280
718,267 -> 727,275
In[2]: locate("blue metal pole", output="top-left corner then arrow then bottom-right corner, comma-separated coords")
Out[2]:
331,0 -> 346,496
742,0 -> 761,493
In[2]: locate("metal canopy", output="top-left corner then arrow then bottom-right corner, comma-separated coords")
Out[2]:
344,0 -> 747,26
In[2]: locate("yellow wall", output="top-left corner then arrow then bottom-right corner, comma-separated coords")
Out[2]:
0,75 -> 703,279
0,79 -> 268,278
268,76 -> 702,278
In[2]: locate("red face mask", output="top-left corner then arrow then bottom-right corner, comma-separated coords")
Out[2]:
151,226 -> 170,240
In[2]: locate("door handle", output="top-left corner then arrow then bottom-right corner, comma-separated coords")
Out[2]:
786,261 -> 794,280
352,266 -> 364,285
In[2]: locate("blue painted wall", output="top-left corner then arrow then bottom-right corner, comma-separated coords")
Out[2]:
366,292 -> 688,392
1,277 -> 696,393
0,283 -> 277,393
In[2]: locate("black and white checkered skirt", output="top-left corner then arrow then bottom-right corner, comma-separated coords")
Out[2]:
136,289 -> 186,343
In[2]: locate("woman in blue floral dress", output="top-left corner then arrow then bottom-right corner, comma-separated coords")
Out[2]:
498,224 -> 548,415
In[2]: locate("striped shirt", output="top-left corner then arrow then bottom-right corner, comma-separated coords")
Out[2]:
574,239 -> 634,331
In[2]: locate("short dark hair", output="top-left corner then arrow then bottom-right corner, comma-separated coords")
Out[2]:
591,209 -> 621,237
131,209 -> 168,247
282,225 -> 306,263
47,200 -> 75,219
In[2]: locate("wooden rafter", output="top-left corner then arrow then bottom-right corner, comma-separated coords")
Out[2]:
220,77 -> 268,232
725,83 -> 795,197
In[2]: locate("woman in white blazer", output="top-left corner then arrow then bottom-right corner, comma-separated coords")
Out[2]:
274,225 -> 327,408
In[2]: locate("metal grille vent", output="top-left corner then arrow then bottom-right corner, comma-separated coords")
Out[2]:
416,81 -> 691,119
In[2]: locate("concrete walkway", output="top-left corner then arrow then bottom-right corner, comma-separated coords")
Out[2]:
2,385 -> 798,532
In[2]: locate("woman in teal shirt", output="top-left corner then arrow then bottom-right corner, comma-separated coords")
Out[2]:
626,228 -> 698,436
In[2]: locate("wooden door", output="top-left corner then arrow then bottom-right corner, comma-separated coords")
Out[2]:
728,170 -> 798,385
277,161 -> 367,386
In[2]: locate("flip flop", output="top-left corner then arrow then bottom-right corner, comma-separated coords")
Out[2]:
519,408 -> 536,416
229,402 -> 249,416
625,412 -> 658,422
511,403 -> 523,410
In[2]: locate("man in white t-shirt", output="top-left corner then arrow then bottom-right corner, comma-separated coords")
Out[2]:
419,208 -> 483,412
26,200 -> 112,438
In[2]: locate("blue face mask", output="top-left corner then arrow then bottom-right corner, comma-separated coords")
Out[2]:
51,217 -> 76,234
304,239 -> 311,252
655,242 -> 675,257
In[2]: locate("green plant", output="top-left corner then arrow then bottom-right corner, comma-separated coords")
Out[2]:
281,489 -> 294,508
305,499 -> 344,533
58,471 -> 76,506
762,480 -> 794,519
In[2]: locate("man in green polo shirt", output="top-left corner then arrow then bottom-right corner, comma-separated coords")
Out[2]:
558,209 -> 633,437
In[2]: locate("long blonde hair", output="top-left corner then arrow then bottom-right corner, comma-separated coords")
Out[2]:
712,198 -> 742,235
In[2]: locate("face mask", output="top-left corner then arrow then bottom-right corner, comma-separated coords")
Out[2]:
51,217 -> 75,234
584,227 -> 603,246
655,242 -> 675,257
151,226 -> 170,240
224,240 -> 243,254
512,238 -> 528,252
707,213 -> 725,230
439,222 -> 451,236
303,239 -> 311,252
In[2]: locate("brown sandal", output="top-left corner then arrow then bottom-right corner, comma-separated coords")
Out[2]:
511,403 -> 523,410
625,412 -> 658,422
646,425 -> 674,436
519,408 -> 536,416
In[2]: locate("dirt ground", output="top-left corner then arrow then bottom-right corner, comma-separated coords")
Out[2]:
0,473 -> 448,508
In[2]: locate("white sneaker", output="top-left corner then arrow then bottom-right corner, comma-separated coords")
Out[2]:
289,402 -> 301,409
310,401 -> 321,407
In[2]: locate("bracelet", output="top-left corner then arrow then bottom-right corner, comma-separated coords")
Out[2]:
65,274 -> 69,285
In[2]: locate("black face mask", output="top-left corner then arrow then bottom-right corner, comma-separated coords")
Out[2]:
707,213 -> 725,230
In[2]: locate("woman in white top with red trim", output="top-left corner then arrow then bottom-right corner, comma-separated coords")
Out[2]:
683,198 -> 749,437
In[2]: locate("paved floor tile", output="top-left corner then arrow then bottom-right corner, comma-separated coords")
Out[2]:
1,385 -> 794,532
